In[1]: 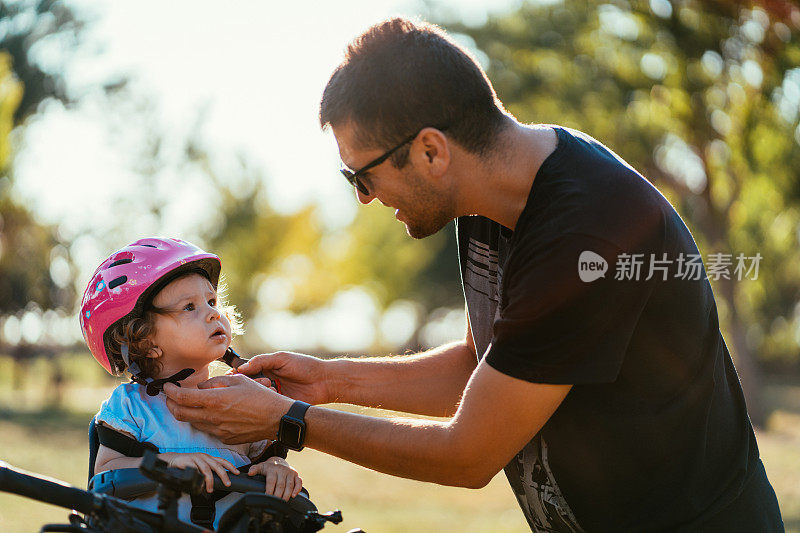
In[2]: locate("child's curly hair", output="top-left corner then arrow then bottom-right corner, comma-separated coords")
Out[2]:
107,273 -> 243,380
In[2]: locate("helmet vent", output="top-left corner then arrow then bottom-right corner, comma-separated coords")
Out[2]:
139,244 -> 157,248
108,258 -> 133,268
108,276 -> 128,289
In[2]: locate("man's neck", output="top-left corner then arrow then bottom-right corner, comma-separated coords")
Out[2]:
453,121 -> 557,231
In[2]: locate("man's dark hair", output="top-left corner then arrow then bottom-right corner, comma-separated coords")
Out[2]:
319,17 -> 508,167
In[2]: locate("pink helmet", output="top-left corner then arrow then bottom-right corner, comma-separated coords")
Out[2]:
79,237 -> 221,375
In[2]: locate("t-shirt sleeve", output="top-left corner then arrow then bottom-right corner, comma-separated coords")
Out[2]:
485,232 -> 652,384
94,385 -> 144,441
247,439 -> 272,461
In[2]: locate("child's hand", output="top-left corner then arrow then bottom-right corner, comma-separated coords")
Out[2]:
248,457 -> 302,501
158,452 -> 240,493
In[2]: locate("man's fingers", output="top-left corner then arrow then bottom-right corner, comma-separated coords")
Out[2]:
163,382 -> 213,406
237,353 -> 280,376
254,377 -> 275,388
197,374 -> 242,390
165,398 -> 213,424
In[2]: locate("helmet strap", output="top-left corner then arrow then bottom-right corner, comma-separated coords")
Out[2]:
120,342 -> 133,368
218,347 -> 280,392
121,342 -> 145,381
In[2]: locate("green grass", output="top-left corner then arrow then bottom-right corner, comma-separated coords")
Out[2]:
0,373 -> 798,531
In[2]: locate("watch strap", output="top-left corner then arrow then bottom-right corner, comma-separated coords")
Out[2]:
278,400 -> 311,450
285,400 -> 311,421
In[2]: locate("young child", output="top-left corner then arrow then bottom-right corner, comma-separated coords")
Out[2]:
80,237 -> 300,528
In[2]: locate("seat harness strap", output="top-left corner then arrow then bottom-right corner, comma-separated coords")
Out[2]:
96,423 -> 159,457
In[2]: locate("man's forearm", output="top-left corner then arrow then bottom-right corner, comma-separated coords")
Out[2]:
303,405 -> 487,488
300,362 -> 570,490
325,341 -> 477,417
165,358 -> 568,490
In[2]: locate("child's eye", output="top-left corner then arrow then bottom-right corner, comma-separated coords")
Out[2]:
183,303 -> 195,311
208,298 -> 217,307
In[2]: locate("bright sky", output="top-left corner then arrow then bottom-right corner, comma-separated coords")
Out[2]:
15,0 -> 521,231
9,0 -> 525,351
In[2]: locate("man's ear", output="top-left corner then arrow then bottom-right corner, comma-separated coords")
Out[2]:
146,346 -> 163,359
417,127 -> 450,177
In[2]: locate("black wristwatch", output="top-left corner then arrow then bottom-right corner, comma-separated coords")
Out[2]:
277,400 -> 311,451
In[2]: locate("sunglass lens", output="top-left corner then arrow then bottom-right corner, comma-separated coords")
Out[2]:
341,169 -> 369,196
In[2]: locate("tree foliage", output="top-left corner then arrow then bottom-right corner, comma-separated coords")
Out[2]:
444,0 -> 800,420
0,0 -> 84,123
0,0 -> 85,324
202,169 -> 462,353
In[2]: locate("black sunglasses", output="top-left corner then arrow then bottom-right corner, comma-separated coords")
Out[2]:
339,126 -> 448,196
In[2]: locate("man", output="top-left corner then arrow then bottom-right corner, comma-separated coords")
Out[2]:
165,18 -> 783,531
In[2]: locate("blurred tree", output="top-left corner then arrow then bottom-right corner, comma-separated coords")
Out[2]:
0,0 -> 85,122
0,0 -> 91,395
0,0 -> 92,316
185,123 -> 462,354
205,176 -> 323,319
0,51 -> 72,318
202,188 -> 461,354
446,0 -> 800,423
340,205 -> 461,312
0,52 -> 20,167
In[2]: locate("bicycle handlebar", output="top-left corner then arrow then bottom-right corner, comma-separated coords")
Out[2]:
1,456 -> 338,533
0,460 -> 101,515
0,461 -> 210,533
91,466 -> 317,515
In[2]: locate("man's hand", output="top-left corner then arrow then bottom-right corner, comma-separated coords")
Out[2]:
163,374 -> 293,444
236,352 -> 333,405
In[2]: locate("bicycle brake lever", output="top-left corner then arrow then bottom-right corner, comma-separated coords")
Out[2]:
309,509 -> 343,525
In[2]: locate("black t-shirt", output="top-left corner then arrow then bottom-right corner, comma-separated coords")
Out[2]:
457,126 -> 763,531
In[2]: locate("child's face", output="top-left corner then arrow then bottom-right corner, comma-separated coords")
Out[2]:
149,273 -> 232,370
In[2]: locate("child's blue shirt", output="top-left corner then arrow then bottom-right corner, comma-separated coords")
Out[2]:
94,382 -> 274,529
95,382 -> 270,467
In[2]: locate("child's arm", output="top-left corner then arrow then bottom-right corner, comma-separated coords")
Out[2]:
94,424 -> 146,473
94,444 -> 240,493
247,456 -> 302,501
94,443 -> 145,473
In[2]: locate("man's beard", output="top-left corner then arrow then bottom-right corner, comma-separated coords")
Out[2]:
403,207 -> 451,239
400,170 -> 454,239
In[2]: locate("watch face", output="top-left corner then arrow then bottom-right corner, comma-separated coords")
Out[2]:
279,418 -> 304,449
